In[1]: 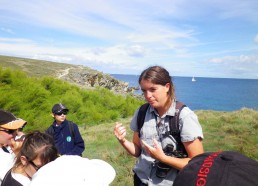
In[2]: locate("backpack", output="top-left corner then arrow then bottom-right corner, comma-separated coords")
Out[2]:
46,120 -> 75,140
137,101 -> 188,157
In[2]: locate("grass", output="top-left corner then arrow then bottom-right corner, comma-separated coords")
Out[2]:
196,108 -> 258,159
81,109 -> 258,185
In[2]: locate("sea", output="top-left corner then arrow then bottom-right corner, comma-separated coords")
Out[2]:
111,74 -> 258,112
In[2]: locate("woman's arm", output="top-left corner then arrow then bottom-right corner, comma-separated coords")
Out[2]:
114,122 -> 142,157
142,138 -> 204,170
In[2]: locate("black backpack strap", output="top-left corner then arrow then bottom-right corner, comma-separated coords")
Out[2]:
1,146 -> 10,153
170,101 -> 186,133
137,103 -> 150,137
67,120 -> 75,139
169,101 -> 187,156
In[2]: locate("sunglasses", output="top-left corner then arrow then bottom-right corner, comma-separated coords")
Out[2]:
0,129 -> 17,135
29,160 -> 42,171
54,111 -> 68,116
27,158 -> 42,171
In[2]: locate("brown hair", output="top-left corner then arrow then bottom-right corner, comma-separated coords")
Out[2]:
14,131 -> 58,169
138,65 -> 175,100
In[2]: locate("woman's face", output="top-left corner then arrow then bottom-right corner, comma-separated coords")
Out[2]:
0,128 -> 16,145
140,79 -> 170,108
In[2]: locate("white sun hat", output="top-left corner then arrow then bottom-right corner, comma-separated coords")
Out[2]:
30,155 -> 116,186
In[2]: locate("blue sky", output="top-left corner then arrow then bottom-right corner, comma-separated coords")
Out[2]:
0,0 -> 258,79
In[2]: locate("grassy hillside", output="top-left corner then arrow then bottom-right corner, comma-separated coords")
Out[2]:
0,55 -> 97,77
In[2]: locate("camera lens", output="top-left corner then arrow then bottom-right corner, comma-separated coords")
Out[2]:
156,162 -> 171,178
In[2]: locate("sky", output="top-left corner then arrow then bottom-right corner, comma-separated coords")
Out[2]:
0,0 -> 258,79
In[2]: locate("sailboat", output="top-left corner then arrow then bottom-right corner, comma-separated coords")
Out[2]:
192,76 -> 196,82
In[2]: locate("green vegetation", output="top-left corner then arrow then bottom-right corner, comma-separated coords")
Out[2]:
0,67 -> 144,131
0,65 -> 257,185
196,109 -> 258,160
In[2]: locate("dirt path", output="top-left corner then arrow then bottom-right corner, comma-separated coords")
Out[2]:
58,68 -> 70,78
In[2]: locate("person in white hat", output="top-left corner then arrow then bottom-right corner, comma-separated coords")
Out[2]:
30,155 -> 116,186
0,109 -> 27,184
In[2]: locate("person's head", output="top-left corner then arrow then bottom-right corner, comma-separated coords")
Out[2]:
0,109 -> 27,145
14,131 -> 58,178
138,66 -> 175,108
51,103 -> 69,124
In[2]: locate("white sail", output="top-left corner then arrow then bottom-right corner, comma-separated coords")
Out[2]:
192,76 -> 196,82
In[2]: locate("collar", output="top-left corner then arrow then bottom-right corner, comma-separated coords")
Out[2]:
52,120 -> 68,128
148,99 -> 177,118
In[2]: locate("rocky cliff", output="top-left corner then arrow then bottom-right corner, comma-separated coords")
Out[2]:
0,55 -> 140,96
57,66 -> 139,95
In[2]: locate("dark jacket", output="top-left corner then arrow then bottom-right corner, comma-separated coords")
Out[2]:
46,120 -> 85,156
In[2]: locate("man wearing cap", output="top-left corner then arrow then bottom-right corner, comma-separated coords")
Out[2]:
46,103 -> 85,156
0,109 -> 27,184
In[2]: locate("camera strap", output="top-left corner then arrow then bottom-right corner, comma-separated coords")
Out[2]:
137,101 -> 187,157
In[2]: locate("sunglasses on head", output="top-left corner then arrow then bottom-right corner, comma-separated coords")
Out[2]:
29,160 -> 42,171
26,156 -> 42,171
0,129 -> 17,135
54,111 -> 68,116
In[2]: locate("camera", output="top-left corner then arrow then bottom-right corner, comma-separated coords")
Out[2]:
155,144 -> 187,178
156,144 -> 174,178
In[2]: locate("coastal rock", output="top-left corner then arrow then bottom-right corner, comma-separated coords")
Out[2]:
57,67 -> 139,96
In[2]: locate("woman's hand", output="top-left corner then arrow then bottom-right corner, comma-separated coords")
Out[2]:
141,138 -> 166,161
114,122 -> 127,143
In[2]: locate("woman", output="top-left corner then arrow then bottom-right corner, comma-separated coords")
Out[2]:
114,66 -> 204,185
1,131 -> 58,186
0,109 -> 27,185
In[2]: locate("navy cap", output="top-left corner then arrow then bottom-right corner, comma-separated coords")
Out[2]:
52,103 -> 69,114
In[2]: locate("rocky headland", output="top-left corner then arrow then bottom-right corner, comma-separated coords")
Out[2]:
57,66 -> 140,96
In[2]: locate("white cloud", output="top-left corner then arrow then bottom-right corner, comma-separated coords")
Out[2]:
0,37 -> 31,43
255,34 -> 258,43
125,45 -> 146,57
1,27 -> 15,34
209,55 -> 258,64
0,37 -> 145,72
0,0 -> 258,78
32,54 -> 73,63
207,55 -> 258,78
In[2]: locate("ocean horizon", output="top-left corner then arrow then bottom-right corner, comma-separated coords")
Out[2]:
111,74 -> 258,112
